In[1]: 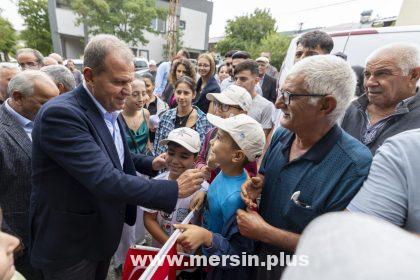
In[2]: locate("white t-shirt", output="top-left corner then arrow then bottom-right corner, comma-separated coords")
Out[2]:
142,171 -> 209,247
248,94 -> 274,130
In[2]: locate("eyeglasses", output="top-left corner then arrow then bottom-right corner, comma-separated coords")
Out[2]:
198,64 -> 210,68
213,100 -> 241,112
278,89 -> 328,105
19,61 -> 39,70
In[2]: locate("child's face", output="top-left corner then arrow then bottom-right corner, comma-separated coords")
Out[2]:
210,129 -> 240,167
166,143 -> 196,178
0,219 -> 20,280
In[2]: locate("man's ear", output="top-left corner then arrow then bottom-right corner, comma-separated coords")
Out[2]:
12,90 -> 24,105
320,95 -> 337,116
409,67 -> 420,82
57,83 -> 65,93
83,67 -> 94,86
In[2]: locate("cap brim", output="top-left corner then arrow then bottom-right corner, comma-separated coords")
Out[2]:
206,114 -> 229,132
206,92 -> 239,106
159,139 -> 199,153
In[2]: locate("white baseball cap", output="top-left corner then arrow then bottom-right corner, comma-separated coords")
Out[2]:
256,56 -> 269,64
206,113 -> 266,162
206,85 -> 252,112
159,127 -> 200,153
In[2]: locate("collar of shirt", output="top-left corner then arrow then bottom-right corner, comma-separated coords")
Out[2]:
281,124 -> 342,164
4,98 -> 33,129
83,81 -> 119,125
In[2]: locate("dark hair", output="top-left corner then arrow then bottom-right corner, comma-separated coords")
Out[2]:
232,51 -> 251,60
178,49 -> 190,59
234,60 -> 259,76
224,50 -> 238,58
217,64 -> 227,74
296,30 -> 334,53
169,58 -> 196,85
167,141 -> 198,157
140,72 -> 155,84
174,76 -> 196,93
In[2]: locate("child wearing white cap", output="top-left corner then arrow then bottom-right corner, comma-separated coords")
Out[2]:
142,127 -> 208,248
175,114 -> 265,279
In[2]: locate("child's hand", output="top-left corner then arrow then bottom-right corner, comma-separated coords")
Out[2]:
174,224 -> 212,251
189,190 -> 206,211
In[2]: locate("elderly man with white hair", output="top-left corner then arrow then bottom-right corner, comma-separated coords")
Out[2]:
41,65 -> 77,94
0,70 -> 58,279
341,42 -> 420,154
238,55 -> 372,279
0,62 -> 20,104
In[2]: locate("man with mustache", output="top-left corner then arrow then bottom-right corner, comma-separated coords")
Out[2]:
341,42 -> 420,154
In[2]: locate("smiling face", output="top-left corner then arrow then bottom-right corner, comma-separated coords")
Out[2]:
364,54 -> 416,109
84,53 -> 135,112
166,142 -> 196,178
198,57 -> 211,78
125,80 -> 149,111
217,65 -> 229,82
276,75 -> 323,133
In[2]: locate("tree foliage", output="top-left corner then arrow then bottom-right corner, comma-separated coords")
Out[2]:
18,0 -> 52,55
0,14 -> 17,61
71,0 -> 167,46
216,8 -> 292,69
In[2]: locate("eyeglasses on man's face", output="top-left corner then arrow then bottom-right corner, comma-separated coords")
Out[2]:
278,89 -> 328,105
213,100 -> 241,112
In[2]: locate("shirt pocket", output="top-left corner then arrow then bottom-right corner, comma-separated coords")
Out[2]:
282,199 -> 320,234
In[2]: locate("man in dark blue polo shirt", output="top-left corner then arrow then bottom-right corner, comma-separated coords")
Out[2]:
237,55 -> 372,279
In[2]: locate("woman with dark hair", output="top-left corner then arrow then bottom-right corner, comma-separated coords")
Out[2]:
161,58 -> 196,109
194,53 -> 221,113
153,76 -> 212,156
216,64 -> 230,85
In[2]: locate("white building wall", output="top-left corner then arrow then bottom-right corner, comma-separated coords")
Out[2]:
180,7 -> 207,50
56,8 -> 84,37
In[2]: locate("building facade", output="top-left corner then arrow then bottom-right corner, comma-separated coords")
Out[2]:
48,0 -> 213,62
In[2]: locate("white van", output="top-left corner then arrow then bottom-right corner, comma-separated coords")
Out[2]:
279,25 -> 420,85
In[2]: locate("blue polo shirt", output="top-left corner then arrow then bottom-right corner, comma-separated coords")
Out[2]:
258,125 -> 372,253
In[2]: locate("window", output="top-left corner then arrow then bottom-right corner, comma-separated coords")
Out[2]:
179,20 -> 186,30
151,18 -> 166,33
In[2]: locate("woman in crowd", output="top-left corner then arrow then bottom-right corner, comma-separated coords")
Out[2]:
161,58 -> 196,109
140,73 -> 168,144
120,78 -> 151,154
153,76 -> 212,156
194,53 -> 220,114
216,64 -> 230,85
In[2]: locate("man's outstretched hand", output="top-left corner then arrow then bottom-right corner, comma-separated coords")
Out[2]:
177,169 -> 206,198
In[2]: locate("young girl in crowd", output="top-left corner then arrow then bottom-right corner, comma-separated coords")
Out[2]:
143,127 -> 208,248
120,78 -> 151,154
216,64 -> 230,85
194,53 -> 220,114
162,58 -> 196,109
175,114 -> 266,279
0,209 -> 25,280
153,76 -> 212,156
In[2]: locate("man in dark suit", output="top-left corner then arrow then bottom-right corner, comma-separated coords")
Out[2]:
256,56 -> 278,104
0,70 -> 59,279
29,34 -> 205,279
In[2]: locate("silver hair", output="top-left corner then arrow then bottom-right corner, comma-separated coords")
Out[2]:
17,48 -> 44,65
287,54 -> 356,123
84,34 -> 134,74
7,70 -> 52,97
41,65 -> 76,91
366,42 -> 420,75
0,62 -> 20,72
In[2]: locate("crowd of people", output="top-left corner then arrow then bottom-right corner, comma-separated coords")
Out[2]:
0,29 -> 420,280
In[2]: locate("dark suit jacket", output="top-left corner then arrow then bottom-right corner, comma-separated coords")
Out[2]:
29,85 -> 178,270
195,76 -> 221,113
0,103 -> 32,247
261,74 -> 278,104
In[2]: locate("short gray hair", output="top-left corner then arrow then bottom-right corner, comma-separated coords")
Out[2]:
84,34 -> 134,74
7,70 -> 52,97
17,48 -> 44,65
287,54 -> 356,123
0,62 -> 20,72
41,65 -> 76,91
366,42 -> 420,75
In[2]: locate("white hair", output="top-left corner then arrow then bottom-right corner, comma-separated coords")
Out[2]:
7,70 -> 53,97
41,65 -> 76,91
366,42 -> 420,75
0,62 -> 20,72
287,54 -> 356,123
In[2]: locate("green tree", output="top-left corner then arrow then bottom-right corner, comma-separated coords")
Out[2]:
256,33 -> 292,70
216,8 -> 276,56
18,0 -> 52,55
0,14 -> 17,61
71,0 -> 167,46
